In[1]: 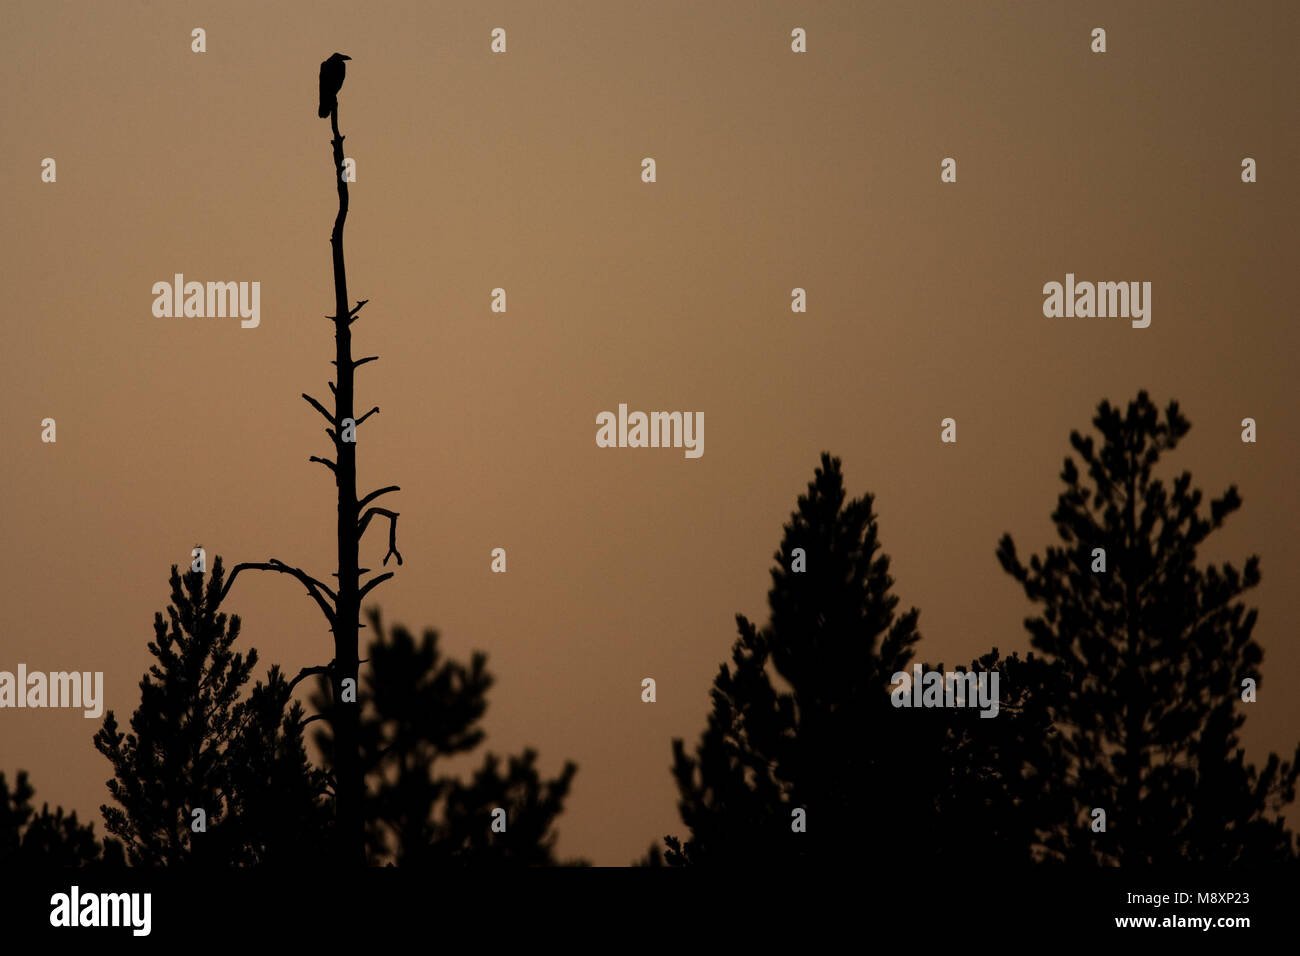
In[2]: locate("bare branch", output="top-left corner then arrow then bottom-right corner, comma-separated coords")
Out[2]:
220,560 -> 337,628
328,382 -> 337,397
264,558 -> 338,602
309,455 -> 337,474
355,406 -> 380,427
302,393 -> 335,426
289,664 -> 333,692
358,571 -> 395,603
358,507 -> 403,567
347,299 -> 370,325
357,485 -> 400,512
301,714 -> 329,728
353,356 -> 379,370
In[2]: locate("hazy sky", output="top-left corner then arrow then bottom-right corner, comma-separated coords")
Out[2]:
3,1 -> 1297,865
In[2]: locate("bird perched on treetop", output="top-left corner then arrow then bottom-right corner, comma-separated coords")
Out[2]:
318,53 -> 351,118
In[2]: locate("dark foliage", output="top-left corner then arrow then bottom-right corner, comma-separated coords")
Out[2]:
93,556 -> 331,865
0,770 -> 120,865
312,609 -> 582,865
998,391 -> 1299,863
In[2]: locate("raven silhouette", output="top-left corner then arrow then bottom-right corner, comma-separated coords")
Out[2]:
318,53 -> 351,118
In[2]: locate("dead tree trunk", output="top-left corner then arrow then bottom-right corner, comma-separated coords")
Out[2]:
221,79 -> 401,866
327,105 -> 364,868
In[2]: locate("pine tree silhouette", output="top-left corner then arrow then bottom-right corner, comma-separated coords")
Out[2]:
997,392 -> 1299,864
923,646 -> 1072,865
93,556 -> 330,865
311,609 -> 582,865
662,453 -> 929,865
0,771 -> 120,865
653,452 -> 1116,868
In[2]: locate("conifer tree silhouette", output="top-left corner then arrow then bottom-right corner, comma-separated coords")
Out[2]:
0,771 -> 120,865
311,609 -> 582,865
220,665 -> 334,865
93,557 -> 330,865
997,392 -> 1299,864
652,454 -> 1077,867
923,646 -> 1072,865
661,453 -> 928,865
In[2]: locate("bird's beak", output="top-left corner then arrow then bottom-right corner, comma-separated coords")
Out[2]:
341,55 -> 351,60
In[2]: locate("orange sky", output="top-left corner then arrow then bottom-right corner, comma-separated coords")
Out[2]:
3,0 -> 1297,865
